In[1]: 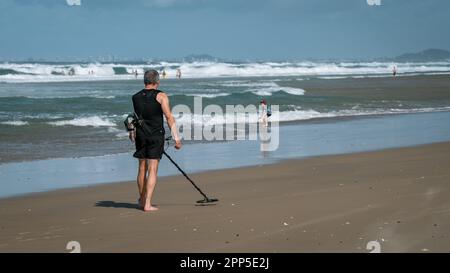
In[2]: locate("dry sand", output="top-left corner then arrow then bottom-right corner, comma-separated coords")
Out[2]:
1,142 -> 450,253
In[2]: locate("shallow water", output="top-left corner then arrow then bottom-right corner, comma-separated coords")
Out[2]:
1,111 -> 450,199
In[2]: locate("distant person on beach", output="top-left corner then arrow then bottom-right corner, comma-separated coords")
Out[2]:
259,99 -> 268,127
393,65 -> 397,77
134,70 -> 138,78
162,69 -> 167,79
130,69 -> 182,212
176,68 -> 182,79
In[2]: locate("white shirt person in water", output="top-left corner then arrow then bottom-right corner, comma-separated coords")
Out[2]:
259,99 -> 268,127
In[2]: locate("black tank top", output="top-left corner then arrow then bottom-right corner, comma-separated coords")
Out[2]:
132,89 -> 165,135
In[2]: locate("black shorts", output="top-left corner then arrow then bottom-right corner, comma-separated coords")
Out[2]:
133,128 -> 165,160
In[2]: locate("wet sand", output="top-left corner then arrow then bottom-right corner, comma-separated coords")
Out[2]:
1,142 -> 450,253
280,74 -> 450,100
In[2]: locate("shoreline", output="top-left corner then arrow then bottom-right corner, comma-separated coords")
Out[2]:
2,110 -> 450,199
1,142 -> 450,252
0,141 -> 450,202
2,109 -> 450,165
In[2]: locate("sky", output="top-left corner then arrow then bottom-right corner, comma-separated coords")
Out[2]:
0,0 -> 449,61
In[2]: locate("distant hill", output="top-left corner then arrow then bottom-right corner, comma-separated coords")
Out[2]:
394,49 -> 450,62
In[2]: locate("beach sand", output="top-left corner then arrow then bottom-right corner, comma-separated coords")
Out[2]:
1,142 -> 450,253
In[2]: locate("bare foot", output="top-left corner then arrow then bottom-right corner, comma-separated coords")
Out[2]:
143,206 -> 159,212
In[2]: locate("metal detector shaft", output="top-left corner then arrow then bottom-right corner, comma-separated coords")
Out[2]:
163,151 -> 209,200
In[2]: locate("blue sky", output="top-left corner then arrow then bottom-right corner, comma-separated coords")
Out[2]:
1,0 -> 449,60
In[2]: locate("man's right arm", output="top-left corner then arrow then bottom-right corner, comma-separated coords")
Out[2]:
158,92 -> 182,150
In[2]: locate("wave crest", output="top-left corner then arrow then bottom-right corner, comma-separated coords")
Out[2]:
48,116 -> 116,127
0,120 -> 29,126
1,61 -> 450,83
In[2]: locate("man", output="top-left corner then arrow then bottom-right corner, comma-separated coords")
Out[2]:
130,69 -> 182,212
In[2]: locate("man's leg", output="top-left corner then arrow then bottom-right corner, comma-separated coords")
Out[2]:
143,159 -> 160,211
137,159 -> 148,206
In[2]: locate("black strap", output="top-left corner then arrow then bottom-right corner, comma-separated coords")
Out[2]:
135,89 -> 164,137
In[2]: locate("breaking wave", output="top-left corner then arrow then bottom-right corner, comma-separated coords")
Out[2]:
1,60 -> 450,83
48,116 -> 116,127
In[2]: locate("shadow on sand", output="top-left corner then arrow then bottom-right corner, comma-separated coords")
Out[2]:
95,200 -> 217,210
95,200 -> 139,210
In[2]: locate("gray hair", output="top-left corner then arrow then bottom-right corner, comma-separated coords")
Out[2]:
144,69 -> 160,85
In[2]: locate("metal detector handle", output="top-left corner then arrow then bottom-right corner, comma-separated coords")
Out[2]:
163,136 -> 218,204
162,151 -> 209,200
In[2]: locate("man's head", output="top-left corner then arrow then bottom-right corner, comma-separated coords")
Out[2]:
144,69 -> 160,86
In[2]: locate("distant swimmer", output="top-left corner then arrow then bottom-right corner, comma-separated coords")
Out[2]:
162,69 -> 167,79
259,99 -> 269,127
135,70 -> 138,78
393,65 -> 397,77
176,68 -> 182,79
68,68 -> 75,76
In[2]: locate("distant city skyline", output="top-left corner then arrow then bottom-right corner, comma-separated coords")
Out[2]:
1,0 -> 449,61
3,48 -> 450,63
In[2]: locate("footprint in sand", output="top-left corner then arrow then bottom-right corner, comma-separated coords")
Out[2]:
16,231 -> 33,240
18,232 -> 64,243
119,212 -> 135,218
18,238 -> 38,242
80,218 -> 95,225
49,227 -> 65,232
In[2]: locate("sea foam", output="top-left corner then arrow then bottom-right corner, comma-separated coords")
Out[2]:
1,60 -> 450,83
0,120 -> 29,126
48,116 -> 116,127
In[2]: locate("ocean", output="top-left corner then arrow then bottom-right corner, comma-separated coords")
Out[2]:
1,60 -> 450,163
